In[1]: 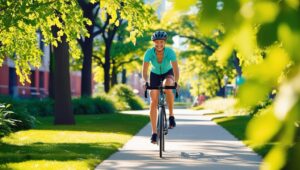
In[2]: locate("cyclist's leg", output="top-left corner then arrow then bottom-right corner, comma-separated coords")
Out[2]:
150,71 -> 161,135
150,90 -> 159,134
163,75 -> 175,116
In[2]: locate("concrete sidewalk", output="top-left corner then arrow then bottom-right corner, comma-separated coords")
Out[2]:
95,109 -> 261,170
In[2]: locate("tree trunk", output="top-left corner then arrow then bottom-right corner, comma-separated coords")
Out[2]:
102,17 -> 121,93
80,2 -> 95,97
232,50 -> 242,76
111,59 -> 118,86
53,33 -> 75,125
81,35 -> 93,96
48,44 -> 55,99
121,68 -> 126,84
215,71 -> 225,97
104,44 -> 111,93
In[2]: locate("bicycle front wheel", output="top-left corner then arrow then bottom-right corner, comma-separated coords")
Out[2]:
158,106 -> 165,158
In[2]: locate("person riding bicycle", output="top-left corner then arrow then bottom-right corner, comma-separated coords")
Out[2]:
142,30 -> 180,144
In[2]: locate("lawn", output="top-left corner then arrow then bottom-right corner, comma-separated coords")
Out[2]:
213,115 -> 273,157
0,113 -> 149,170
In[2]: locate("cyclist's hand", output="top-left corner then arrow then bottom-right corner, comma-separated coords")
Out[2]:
143,82 -> 149,91
174,82 -> 180,90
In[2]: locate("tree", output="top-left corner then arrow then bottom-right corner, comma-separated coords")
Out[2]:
0,0 -> 89,83
170,1 -> 300,169
0,1 -> 90,124
92,30 -> 152,90
91,0 -> 155,93
109,27 -> 151,86
77,0 -> 155,95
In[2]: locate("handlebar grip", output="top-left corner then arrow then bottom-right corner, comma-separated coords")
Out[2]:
144,90 -> 148,98
175,91 -> 178,98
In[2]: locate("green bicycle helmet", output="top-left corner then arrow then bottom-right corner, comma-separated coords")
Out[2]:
151,31 -> 167,41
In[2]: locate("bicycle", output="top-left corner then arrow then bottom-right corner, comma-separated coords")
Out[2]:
145,82 -> 178,158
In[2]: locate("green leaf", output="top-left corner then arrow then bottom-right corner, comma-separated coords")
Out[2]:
237,80 -> 270,107
246,106 -> 282,147
243,46 -> 290,86
171,0 -> 197,11
199,0 -> 240,34
278,23 -> 300,62
257,22 -> 278,48
234,23 -> 257,61
261,146 -> 286,170
274,82 -> 298,120
285,0 -> 300,9
253,1 -> 279,24
213,37 -> 233,66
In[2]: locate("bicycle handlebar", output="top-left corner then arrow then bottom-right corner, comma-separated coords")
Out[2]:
144,85 -> 179,98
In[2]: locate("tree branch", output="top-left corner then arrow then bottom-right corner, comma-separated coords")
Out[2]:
78,0 -> 87,9
93,54 -> 104,67
93,4 -> 100,19
93,13 -> 110,38
93,28 -> 104,38
178,34 -> 216,52
115,56 -> 140,68
77,38 -> 84,48
107,19 -> 122,42
102,32 -> 108,44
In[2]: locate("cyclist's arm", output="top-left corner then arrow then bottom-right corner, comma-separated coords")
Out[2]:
171,61 -> 179,83
142,61 -> 150,83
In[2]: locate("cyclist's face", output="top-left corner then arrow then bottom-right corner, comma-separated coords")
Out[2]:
153,39 -> 165,52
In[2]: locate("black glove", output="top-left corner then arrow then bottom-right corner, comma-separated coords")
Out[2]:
145,82 -> 149,87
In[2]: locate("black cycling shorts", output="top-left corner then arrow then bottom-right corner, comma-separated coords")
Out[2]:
150,69 -> 174,87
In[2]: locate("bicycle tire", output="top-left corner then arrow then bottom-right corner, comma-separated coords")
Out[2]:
163,108 -> 167,151
162,108 -> 165,152
158,106 -> 164,158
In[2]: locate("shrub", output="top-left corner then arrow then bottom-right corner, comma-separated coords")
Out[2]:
0,104 -> 18,137
72,96 -> 116,114
9,106 -> 37,131
93,96 -> 116,113
0,104 -> 36,137
109,84 -> 145,110
249,99 -> 273,116
202,97 -> 249,116
126,96 -> 145,110
0,95 -> 13,103
201,97 -> 274,117
14,99 -> 54,117
72,97 -> 97,115
0,97 -> 54,117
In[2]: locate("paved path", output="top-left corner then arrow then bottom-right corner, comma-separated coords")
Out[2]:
95,109 -> 261,170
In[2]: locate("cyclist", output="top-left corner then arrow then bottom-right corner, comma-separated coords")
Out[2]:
142,30 -> 180,144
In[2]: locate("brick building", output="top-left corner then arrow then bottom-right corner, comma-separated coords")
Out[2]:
0,33 -> 83,98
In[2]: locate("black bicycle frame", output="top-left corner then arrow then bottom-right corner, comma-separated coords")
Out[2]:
145,84 -> 178,158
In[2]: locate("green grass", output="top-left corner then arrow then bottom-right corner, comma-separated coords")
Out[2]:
174,102 -> 191,107
0,113 -> 149,170
192,105 -> 204,110
197,97 -> 249,116
213,115 -> 272,157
